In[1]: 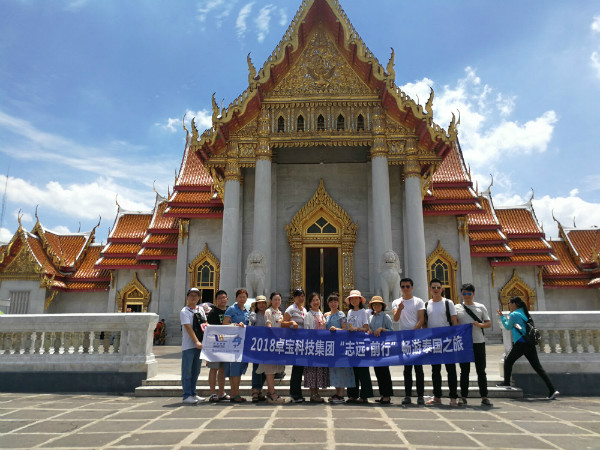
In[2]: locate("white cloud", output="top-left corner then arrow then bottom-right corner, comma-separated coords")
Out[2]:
591,15 -> 600,33
197,0 -> 225,23
0,227 -> 12,244
255,5 -> 275,43
590,51 -> 600,78
533,193 -> 600,239
156,109 -> 212,133
278,8 -> 288,27
236,2 -> 254,39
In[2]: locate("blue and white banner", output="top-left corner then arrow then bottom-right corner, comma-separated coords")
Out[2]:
201,324 -> 474,367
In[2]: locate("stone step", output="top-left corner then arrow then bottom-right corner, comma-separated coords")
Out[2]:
135,384 -> 523,398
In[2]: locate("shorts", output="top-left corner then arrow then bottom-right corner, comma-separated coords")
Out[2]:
206,361 -> 225,369
225,362 -> 248,378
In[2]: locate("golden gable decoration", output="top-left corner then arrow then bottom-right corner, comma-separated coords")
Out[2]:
426,241 -> 459,302
188,243 -> 221,291
115,273 -> 151,313
499,269 -> 537,311
0,246 -> 41,280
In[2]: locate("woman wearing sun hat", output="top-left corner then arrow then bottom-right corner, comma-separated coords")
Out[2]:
248,295 -> 268,402
368,295 -> 394,404
282,287 -> 308,403
345,289 -> 373,403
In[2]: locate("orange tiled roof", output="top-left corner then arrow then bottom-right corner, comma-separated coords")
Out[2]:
39,229 -> 89,268
138,247 -> 177,259
468,230 -> 506,243
563,228 -> 600,266
101,242 -> 142,255
432,145 -> 470,184
70,244 -> 110,281
176,144 -> 214,188
163,206 -> 223,217
109,212 -> 153,241
468,196 -> 499,228
142,234 -> 178,247
423,203 -> 482,213
543,241 -> 583,277
470,244 -> 512,256
169,191 -> 217,205
24,233 -> 59,277
492,253 -> 559,266
95,257 -> 157,269
509,238 -> 552,252
148,200 -> 179,231
496,207 -> 543,236
543,279 -> 592,288
63,281 -> 110,291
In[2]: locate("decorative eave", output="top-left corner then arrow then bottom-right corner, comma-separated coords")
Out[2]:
190,0 -> 456,169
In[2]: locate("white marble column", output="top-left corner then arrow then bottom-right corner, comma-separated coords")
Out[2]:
219,155 -> 242,301
457,216 -> 473,286
404,156 -> 428,301
252,158 -> 271,295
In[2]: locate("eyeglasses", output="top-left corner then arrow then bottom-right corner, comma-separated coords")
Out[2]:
400,285 -> 412,289
461,292 -> 473,296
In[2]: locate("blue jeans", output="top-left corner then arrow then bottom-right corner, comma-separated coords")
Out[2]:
181,348 -> 202,399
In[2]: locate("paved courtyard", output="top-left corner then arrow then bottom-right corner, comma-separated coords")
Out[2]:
1,393 -> 600,450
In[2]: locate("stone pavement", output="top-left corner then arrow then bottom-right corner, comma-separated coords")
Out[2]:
1,393 -> 600,450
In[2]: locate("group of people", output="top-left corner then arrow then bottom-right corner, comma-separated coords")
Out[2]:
179,278 -> 559,405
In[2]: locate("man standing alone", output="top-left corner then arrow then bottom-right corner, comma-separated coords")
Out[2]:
180,288 -> 205,405
392,277 -> 426,405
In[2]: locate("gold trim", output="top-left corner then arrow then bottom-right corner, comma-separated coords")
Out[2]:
457,216 -> 468,242
499,269 -> 536,311
286,180 -> 357,300
426,241 -> 459,302
115,273 -> 151,313
188,243 -> 221,292
45,290 -> 58,311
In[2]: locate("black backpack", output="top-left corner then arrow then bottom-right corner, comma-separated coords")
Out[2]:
424,299 -> 452,326
192,312 -> 206,342
516,317 -> 541,346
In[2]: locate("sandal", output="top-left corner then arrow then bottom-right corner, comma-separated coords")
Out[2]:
257,392 -> 267,402
252,391 -> 259,403
310,395 -> 325,403
218,394 -> 230,402
231,395 -> 247,403
267,392 -> 284,404
356,398 -> 369,404
209,394 -> 219,403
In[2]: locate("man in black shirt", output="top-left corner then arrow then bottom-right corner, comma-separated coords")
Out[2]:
206,290 -> 230,402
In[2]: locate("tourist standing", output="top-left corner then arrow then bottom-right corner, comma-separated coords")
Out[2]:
497,296 -> 559,400
303,293 -> 330,403
392,277 -> 426,405
180,287 -> 205,405
256,291 -> 285,403
206,289 -> 230,402
368,295 -> 394,404
222,288 -> 250,403
345,289 -> 373,404
455,283 -> 492,406
282,287 -> 307,403
249,295 -> 268,402
425,278 -> 459,406
325,293 -> 354,404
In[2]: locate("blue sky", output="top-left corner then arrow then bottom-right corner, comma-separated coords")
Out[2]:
1,0 -> 599,244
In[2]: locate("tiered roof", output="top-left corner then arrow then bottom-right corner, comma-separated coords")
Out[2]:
139,196 -> 179,261
423,142 -> 482,215
543,226 -> 600,289
467,192 -> 511,257
0,221 -> 110,292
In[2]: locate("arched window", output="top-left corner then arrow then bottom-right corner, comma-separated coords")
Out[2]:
115,273 -> 151,312
297,115 -> 305,132
357,114 -> 365,131
188,243 -> 221,304
336,114 -> 345,131
277,116 -> 285,132
307,216 -> 337,234
426,242 -> 458,302
317,114 -> 325,131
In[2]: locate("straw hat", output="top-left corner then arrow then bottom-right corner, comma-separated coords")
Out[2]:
368,295 -> 386,310
250,295 -> 268,308
345,289 -> 366,305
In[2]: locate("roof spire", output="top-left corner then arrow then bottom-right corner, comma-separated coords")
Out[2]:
386,47 -> 395,85
425,87 -> 434,119
211,93 -> 220,122
485,174 -> 494,195
247,52 -> 257,86
527,188 -> 534,207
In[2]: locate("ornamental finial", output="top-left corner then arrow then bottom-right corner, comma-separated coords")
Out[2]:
485,174 -> 494,194
182,112 -> 188,135
211,93 -> 220,122
425,87 -> 434,118
247,52 -> 257,85
386,47 -> 395,82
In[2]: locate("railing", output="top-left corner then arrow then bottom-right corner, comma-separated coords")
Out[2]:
500,311 -> 600,395
0,313 -> 159,392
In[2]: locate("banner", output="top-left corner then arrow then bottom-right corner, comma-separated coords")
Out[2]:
201,324 -> 474,367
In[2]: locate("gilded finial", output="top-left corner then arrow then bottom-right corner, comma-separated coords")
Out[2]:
573,216 -> 576,227
153,180 -> 157,195
448,112 -> 458,139
77,222 -> 81,233
386,47 -> 395,82
17,208 -> 23,227
191,117 -> 199,141
425,87 -> 434,117
183,112 -> 188,135
115,194 -> 120,210
95,216 -> 101,230
211,93 -> 220,122
485,174 -> 494,194
551,209 -> 558,223
35,205 -> 39,223
528,187 -> 534,204
247,52 -> 257,85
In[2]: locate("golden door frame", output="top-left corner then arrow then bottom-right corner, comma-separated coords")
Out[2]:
286,180 -> 357,300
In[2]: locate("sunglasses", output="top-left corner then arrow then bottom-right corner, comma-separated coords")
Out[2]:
461,292 -> 473,296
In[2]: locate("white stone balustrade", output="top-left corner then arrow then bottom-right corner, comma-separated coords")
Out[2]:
500,311 -> 600,395
0,313 -> 158,392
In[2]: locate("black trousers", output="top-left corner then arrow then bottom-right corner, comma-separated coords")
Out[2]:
289,365 -> 304,398
431,363 -> 457,399
403,364 -> 425,397
347,367 -> 373,399
459,342 -> 488,398
504,340 -> 556,394
374,366 -> 394,397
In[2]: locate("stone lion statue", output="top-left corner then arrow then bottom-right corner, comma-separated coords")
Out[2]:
379,249 -> 402,304
245,250 -> 266,298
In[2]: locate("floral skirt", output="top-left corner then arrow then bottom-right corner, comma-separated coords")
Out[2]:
303,366 -> 329,388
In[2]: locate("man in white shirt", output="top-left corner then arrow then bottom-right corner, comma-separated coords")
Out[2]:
425,278 -> 458,406
455,283 -> 492,406
392,277 -> 425,405
180,288 -> 206,405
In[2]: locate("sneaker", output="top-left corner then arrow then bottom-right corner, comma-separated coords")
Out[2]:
495,382 -> 512,388
449,398 -> 458,407
425,397 -> 442,406
182,396 -> 198,404
417,397 -> 425,405
401,396 -> 412,405
457,397 -> 467,406
209,394 -> 219,403
548,391 -> 560,400
331,396 -> 345,405
291,396 -> 305,403
481,398 -> 493,406
195,395 -> 206,402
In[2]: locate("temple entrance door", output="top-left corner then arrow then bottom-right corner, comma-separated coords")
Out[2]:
304,247 -> 339,311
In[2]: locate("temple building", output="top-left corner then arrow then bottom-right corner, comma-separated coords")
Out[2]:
1,0 -> 598,342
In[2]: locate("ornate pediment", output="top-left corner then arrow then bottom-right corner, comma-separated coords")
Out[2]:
267,28 -> 374,99
0,246 -> 42,280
